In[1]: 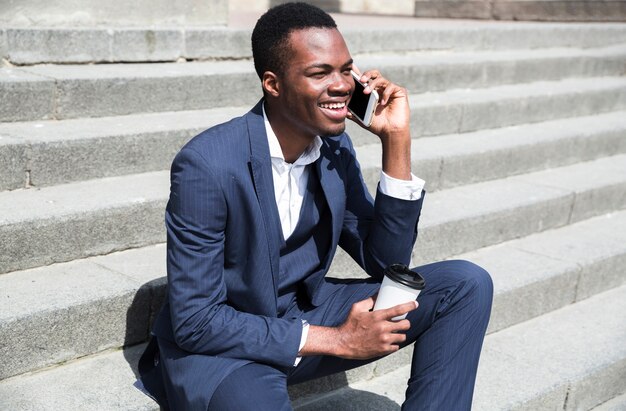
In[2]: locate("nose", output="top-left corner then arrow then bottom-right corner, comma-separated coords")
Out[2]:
328,72 -> 352,96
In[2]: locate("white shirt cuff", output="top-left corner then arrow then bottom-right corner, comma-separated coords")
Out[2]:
294,320 -> 310,366
379,171 -> 425,201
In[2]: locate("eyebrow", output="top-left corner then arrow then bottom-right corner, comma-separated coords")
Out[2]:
306,58 -> 354,71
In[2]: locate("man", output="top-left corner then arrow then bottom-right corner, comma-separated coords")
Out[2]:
138,3 -> 493,410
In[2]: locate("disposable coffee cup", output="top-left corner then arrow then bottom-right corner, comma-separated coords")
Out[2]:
373,264 -> 425,321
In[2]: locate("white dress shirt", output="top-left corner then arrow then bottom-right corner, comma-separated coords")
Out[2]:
262,105 -> 425,364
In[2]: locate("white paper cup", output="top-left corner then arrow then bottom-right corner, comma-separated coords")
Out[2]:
373,264 -> 425,321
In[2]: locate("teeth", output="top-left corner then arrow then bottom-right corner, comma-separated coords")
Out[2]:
319,102 -> 346,109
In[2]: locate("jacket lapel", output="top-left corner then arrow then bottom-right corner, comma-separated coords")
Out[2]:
316,140 -> 346,271
246,101 -> 281,309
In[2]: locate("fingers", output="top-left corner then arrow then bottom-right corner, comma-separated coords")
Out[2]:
357,69 -> 401,106
380,300 -> 419,322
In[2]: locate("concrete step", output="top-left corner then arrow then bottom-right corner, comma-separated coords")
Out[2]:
592,393 -> 626,411
413,0 -> 626,21
0,244 -> 166,380
3,19 -> 626,64
2,76 -> 625,191
2,214 -> 625,409
2,191 -> 625,380
0,106 -> 245,191
0,171 -> 169,274
411,153 -> 626,265
292,284 -> 626,411
355,110 -> 626,193
1,152 -> 625,275
2,44 -> 625,122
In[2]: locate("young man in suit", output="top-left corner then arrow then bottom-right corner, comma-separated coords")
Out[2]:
138,3 -> 493,410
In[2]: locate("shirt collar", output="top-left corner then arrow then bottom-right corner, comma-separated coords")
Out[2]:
262,102 -> 322,166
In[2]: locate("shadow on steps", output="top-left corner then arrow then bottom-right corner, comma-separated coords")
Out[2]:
293,388 -> 401,410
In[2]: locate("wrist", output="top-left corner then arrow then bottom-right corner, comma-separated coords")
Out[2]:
301,325 -> 344,357
381,133 -> 412,181
379,128 -> 410,143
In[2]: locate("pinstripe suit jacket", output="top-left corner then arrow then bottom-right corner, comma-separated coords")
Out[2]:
144,100 -> 424,409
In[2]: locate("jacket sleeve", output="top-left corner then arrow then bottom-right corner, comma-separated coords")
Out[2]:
337,136 -> 425,279
164,147 -> 302,367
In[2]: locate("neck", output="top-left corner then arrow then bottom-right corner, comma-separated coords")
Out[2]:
265,101 -> 316,163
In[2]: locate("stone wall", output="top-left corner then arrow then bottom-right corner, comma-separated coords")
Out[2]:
251,0 -> 626,21
414,0 -> 626,21
0,0 -> 228,27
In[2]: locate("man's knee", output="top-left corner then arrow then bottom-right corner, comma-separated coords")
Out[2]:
446,259 -> 493,316
452,259 -> 492,293
208,363 -> 291,411
418,259 -> 493,314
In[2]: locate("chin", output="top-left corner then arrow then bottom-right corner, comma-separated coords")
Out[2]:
319,123 -> 346,138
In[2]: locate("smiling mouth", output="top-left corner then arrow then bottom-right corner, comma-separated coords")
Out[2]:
318,102 -> 346,110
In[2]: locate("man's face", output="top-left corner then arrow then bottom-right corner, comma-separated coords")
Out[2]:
274,28 -> 354,139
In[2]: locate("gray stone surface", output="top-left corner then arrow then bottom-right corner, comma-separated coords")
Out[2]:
413,0 -> 626,21
464,244 -> 580,334
185,28 -> 251,60
0,29 -> 7,60
356,45 -> 626,94
0,107 -> 243,188
593,392 -> 626,411
517,154 -> 626,223
356,110 -> 626,192
20,61 -> 259,119
5,46 -> 626,121
512,211 -> 626,301
415,0 -> 492,19
0,171 -> 169,274
474,285 -> 626,411
492,1 -> 626,22
111,29 -> 183,62
0,136 -> 28,190
460,210 -> 626,332
0,260 -> 148,379
0,244 -> 166,379
3,20 -> 626,64
0,344 -> 158,411
449,77 -> 626,135
413,173 -> 573,265
0,68 -> 56,122
6,28 -> 110,64
92,244 -> 168,328
408,76 -> 626,138
6,27 -> 189,64
411,155 -> 626,265
0,0 -> 227,27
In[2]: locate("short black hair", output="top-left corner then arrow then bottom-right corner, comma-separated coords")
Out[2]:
251,2 -> 337,79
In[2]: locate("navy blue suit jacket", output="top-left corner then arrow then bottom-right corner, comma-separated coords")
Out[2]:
144,100 -> 424,409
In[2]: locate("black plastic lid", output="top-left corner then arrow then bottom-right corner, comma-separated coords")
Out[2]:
384,264 -> 425,290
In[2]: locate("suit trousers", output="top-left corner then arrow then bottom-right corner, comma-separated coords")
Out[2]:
207,259 -> 493,411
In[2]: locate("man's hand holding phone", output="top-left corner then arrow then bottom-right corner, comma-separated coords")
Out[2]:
348,67 -> 412,181
348,68 -> 411,137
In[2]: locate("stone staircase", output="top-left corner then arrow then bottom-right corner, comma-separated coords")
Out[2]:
1,13 -> 625,410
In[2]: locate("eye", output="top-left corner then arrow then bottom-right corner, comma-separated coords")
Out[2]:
311,72 -> 326,79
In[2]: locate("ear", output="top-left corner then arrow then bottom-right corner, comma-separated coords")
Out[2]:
262,71 -> 280,98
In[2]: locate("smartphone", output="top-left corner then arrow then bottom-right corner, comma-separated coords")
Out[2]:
348,70 -> 379,128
